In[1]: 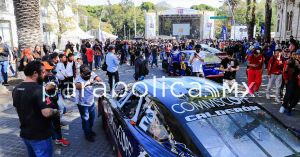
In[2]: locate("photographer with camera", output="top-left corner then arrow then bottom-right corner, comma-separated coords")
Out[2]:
75,65 -> 102,142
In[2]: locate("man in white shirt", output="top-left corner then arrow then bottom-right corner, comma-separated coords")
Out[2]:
189,44 -> 205,77
75,65 -> 102,142
106,45 -> 120,90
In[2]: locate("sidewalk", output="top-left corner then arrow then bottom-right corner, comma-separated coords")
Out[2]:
236,64 -> 300,131
0,78 -> 23,112
0,85 -> 12,112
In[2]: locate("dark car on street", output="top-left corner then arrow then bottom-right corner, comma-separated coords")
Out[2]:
99,77 -> 300,157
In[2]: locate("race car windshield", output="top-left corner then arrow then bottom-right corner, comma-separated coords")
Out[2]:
187,108 -> 300,157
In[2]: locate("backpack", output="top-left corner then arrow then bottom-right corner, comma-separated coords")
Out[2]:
141,60 -> 149,76
101,55 -> 107,71
18,56 -> 27,71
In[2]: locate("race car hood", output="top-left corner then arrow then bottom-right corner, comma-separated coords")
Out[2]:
163,97 -> 300,157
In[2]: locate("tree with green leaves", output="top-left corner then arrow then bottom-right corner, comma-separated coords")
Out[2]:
191,4 -> 215,11
141,2 -> 155,12
41,0 -> 76,48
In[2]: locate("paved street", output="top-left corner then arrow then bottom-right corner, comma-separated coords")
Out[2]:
0,62 -> 299,156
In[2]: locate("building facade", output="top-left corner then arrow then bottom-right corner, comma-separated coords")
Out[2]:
0,0 -> 18,47
275,0 -> 300,41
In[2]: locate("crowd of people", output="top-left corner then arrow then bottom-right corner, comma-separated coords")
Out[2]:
0,34 -> 298,157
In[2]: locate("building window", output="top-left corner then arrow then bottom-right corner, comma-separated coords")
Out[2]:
0,0 -> 6,11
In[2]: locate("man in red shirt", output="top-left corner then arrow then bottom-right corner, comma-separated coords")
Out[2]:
86,43 -> 94,71
247,48 -> 264,96
266,49 -> 284,102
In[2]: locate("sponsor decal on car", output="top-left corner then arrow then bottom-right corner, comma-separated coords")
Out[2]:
185,105 -> 261,122
111,116 -> 133,157
171,97 -> 253,114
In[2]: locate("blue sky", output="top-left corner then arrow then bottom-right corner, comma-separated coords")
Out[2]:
76,0 -> 223,8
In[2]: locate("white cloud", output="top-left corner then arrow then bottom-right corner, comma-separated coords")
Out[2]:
77,0 -> 223,8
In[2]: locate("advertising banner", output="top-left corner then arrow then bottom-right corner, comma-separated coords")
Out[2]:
260,25 -> 265,36
145,13 -> 156,39
222,25 -> 227,41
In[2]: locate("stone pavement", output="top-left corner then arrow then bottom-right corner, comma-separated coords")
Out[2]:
0,98 -> 114,157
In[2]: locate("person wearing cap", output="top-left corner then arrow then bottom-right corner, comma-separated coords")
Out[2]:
279,50 -> 300,115
105,45 -> 120,91
75,64 -> 102,142
189,44 -> 204,77
42,61 -> 70,147
247,47 -> 265,96
265,49 -> 284,102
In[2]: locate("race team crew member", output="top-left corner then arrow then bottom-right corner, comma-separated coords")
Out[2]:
279,51 -> 300,115
247,48 -> 264,96
266,49 -> 284,102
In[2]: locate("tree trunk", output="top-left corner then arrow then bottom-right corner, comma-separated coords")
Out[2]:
13,0 -> 42,51
58,21 -> 63,49
247,0 -> 256,41
264,0 -> 272,43
246,0 -> 251,40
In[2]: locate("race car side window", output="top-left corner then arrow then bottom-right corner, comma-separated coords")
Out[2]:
137,101 -> 169,141
120,94 -> 141,119
156,102 -> 202,156
137,101 -> 200,156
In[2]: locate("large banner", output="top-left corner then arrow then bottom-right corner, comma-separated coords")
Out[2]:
221,26 -> 227,41
230,26 -> 247,40
173,23 -> 190,36
145,13 -> 156,39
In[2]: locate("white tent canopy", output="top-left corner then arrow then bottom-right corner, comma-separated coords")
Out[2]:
61,27 -> 94,49
87,29 -> 118,42
99,29 -> 118,41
